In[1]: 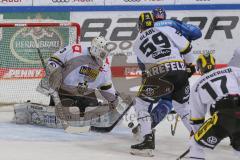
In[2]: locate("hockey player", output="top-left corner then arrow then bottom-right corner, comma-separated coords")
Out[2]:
130,12 -> 192,156
196,52 -> 216,75
152,7 -> 202,42
134,7 -> 201,136
47,36 -> 118,117
186,49 -> 240,159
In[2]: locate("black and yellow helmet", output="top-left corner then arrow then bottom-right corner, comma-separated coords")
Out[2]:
196,53 -> 216,75
138,12 -> 154,32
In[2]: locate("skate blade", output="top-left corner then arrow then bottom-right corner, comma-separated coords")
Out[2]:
65,126 -> 90,134
130,149 -> 154,157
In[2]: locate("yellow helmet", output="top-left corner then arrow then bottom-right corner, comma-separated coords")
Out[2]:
196,53 -> 215,75
138,12 -> 154,32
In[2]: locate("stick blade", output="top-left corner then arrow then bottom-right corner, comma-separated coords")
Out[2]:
65,126 -> 90,134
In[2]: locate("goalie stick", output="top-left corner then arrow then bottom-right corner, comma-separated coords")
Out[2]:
35,40 -> 89,133
90,101 -> 133,133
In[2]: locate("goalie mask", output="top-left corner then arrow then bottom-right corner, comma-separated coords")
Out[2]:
90,36 -> 109,63
138,12 -> 154,32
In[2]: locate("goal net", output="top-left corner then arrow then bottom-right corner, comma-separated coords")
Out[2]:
0,22 -> 80,106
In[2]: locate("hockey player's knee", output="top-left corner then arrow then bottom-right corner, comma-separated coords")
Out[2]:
134,97 -> 151,120
151,99 -> 172,128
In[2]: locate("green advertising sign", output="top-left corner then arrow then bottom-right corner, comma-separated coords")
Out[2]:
0,12 -> 70,68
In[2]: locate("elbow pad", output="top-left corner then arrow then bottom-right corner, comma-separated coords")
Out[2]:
99,83 -> 112,90
181,44 -> 192,55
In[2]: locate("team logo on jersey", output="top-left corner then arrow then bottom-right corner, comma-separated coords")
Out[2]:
10,14 -> 64,65
185,85 -> 190,95
152,49 -> 171,59
79,66 -> 99,80
72,45 -> 81,53
207,136 -> 218,145
144,87 -> 155,97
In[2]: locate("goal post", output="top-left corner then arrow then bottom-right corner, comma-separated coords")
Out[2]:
0,22 -> 81,105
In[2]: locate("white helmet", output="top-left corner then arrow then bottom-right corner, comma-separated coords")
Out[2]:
90,36 -> 109,62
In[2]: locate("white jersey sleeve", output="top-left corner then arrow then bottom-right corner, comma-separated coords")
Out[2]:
48,44 -> 82,69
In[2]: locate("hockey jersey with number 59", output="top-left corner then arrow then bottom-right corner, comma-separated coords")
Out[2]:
133,26 -> 191,69
190,67 -> 240,124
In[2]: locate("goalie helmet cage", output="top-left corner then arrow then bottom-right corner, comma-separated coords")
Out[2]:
0,22 -> 81,106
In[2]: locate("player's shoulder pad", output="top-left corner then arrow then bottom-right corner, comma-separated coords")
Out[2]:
155,26 -> 178,35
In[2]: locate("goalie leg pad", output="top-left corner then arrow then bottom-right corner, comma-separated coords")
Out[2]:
14,103 -> 60,128
194,113 -> 228,149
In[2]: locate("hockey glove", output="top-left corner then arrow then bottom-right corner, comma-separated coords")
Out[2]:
108,94 -> 119,110
186,63 -> 196,77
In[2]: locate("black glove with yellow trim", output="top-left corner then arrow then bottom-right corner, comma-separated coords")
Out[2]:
186,63 -> 196,78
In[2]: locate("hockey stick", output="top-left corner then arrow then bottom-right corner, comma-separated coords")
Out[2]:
176,148 -> 190,160
34,39 -> 89,133
90,101 -> 133,132
171,114 -> 180,136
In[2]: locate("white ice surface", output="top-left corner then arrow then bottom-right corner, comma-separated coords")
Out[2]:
0,105 -> 238,160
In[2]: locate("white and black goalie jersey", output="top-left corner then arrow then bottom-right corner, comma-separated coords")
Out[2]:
133,26 -> 191,69
190,67 -> 240,121
48,44 -> 113,91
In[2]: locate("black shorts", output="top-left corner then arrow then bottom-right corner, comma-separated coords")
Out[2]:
195,95 -> 240,150
138,70 -> 189,104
